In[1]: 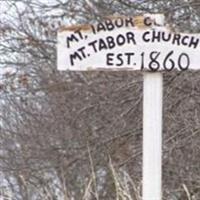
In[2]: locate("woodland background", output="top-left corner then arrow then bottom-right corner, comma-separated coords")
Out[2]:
0,0 -> 200,199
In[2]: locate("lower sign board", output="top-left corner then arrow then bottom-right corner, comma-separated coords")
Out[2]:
57,15 -> 200,71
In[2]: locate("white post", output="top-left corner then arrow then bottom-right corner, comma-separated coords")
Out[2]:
143,72 -> 163,200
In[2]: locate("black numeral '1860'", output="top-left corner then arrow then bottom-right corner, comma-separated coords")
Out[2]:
141,51 -> 190,71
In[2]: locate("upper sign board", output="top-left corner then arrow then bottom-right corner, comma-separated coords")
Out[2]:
57,14 -> 200,71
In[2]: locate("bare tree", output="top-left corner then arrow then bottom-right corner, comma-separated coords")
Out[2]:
0,0 -> 200,199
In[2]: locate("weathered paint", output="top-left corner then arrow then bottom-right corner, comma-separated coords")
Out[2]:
57,14 -> 200,71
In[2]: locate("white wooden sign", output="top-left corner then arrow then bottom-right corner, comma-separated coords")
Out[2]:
57,15 -> 200,71
57,14 -> 200,200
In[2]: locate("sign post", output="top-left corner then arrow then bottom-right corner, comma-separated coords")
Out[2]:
143,72 -> 163,200
57,14 -> 200,200
142,14 -> 164,200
